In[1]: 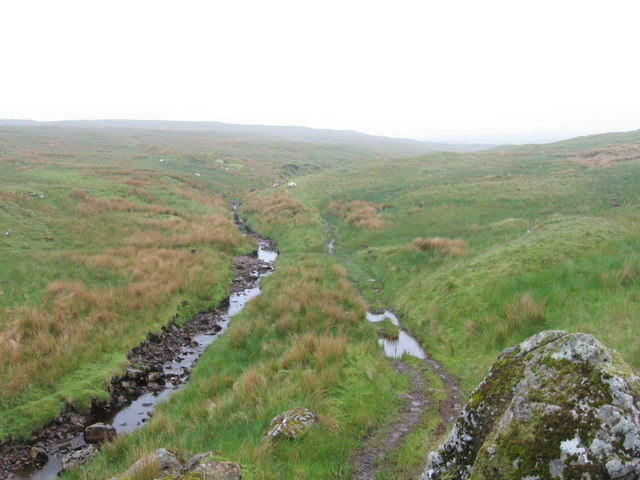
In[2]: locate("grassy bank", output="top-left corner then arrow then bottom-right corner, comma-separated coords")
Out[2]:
1,123 -> 429,441
293,131 -> 640,392
0,158 -> 254,440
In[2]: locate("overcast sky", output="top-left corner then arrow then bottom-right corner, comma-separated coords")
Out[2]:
1,0 -> 639,143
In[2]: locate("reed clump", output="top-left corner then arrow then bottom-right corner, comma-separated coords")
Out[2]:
407,237 -> 468,256
329,200 -> 387,230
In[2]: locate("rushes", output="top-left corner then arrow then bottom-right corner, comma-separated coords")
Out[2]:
492,293 -> 547,348
329,200 -> 387,230
244,190 -> 313,227
407,237 -> 468,256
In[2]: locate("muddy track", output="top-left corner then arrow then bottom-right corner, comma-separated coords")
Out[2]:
324,230 -> 461,479
349,356 -> 461,480
325,229 -> 462,480
0,210 -> 276,479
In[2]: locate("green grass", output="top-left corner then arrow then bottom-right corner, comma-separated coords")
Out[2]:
0,162 -> 253,439
62,191 -> 403,480
293,130 -> 640,393
3,123 -> 640,478
1,124 -> 420,477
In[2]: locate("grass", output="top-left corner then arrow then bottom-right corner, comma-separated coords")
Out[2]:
3,123 -> 640,478
406,237 -> 468,256
61,192 -> 403,480
0,172 -> 253,439
374,318 -> 400,341
292,130 -> 640,394
1,123 -> 420,478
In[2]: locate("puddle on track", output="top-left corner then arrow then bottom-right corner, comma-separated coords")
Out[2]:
366,311 -> 426,360
14,241 -> 277,480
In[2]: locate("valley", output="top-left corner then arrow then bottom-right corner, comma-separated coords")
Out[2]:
1,122 -> 639,479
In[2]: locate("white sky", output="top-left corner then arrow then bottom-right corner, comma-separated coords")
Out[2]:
1,0 -> 639,143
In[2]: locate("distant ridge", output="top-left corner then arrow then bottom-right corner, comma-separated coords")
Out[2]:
0,119 -> 484,152
489,128 -> 640,153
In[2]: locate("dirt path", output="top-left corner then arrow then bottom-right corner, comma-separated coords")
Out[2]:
323,227 -> 462,479
349,356 -> 461,480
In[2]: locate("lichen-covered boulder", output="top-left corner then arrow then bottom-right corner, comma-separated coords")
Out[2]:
262,407 -> 318,441
422,330 -> 640,480
191,461 -> 241,480
123,448 -> 184,478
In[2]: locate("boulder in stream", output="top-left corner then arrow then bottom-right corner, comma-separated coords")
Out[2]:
29,446 -> 48,465
422,330 -> 640,479
262,407 -> 318,441
84,422 -> 117,443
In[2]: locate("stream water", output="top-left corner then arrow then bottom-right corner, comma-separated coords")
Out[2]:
366,311 -> 426,360
325,235 -> 424,361
14,241 -> 277,480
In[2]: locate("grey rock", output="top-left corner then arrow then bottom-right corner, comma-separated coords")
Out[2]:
185,451 -> 217,471
30,446 -> 48,465
123,448 -> 183,477
61,444 -> 97,471
422,330 -> 640,479
84,422 -> 116,443
192,461 -> 241,480
148,371 -> 164,382
125,367 -> 145,380
262,407 -> 318,441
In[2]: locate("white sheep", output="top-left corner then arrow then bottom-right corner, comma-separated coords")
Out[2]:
287,181 -> 297,188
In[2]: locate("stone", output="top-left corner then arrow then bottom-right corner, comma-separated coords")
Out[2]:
262,407 -> 318,441
84,422 -> 117,443
185,451 -> 218,471
30,446 -> 48,465
192,461 -> 241,480
422,330 -> 640,480
124,448 -> 183,478
61,444 -> 97,471
125,367 -> 145,380
148,371 -> 164,382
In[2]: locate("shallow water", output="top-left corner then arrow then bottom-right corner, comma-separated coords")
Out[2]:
366,311 -> 426,360
326,239 -> 335,255
15,241 -> 277,479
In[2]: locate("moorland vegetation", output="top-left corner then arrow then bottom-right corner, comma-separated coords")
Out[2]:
1,122 -> 638,479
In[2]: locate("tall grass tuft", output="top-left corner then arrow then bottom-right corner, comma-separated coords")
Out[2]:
407,237 -> 468,256
329,200 -> 386,230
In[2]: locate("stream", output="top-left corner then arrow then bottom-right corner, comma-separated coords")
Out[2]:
9,218 -> 278,480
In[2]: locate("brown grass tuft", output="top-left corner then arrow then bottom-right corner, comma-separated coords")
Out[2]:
503,293 -> 546,330
407,237 -> 468,256
228,323 -> 251,349
244,190 -> 313,227
572,144 -> 640,167
329,200 -> 386,230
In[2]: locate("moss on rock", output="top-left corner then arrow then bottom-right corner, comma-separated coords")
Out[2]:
261,407 -> 318,441
422,331 -> 640,480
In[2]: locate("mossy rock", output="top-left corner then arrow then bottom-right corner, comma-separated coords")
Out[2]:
423,330 -> 640,480
262,407 -> 318,441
